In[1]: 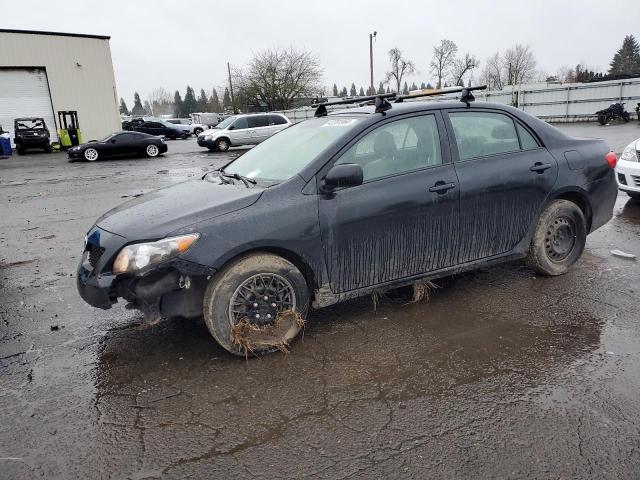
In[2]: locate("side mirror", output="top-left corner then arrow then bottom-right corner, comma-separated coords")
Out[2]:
322,164 -> 363,192
110,138 -> 117,143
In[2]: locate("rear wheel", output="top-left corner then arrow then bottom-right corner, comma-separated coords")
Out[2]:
145,144 -> 159,157
526,200 -> 587,276
84,147 -> 99,161
203,253 -> 309,356
214,137 -> 230,152
597,113 -> 608,125
181,133 -> 188,139
194,128 -> 203,136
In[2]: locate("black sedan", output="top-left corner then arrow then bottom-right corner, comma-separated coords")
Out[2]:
77,88 -> 617,357
68,132 -> 167,161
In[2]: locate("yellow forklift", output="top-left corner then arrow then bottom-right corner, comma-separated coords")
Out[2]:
57,111 -> 83,149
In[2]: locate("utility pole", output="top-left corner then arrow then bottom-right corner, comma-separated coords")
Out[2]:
227,62 -> 236,113
369,31 -> 377,94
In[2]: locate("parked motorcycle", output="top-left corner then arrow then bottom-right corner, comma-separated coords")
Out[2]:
596,102 -> 630,125
635,103 -> 640,122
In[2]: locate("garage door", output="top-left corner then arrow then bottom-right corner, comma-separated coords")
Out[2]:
0,68 -> 58,146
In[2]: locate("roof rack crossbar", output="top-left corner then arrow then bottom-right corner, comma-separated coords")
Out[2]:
394,85 -> 487,103
313,93 -> 397,117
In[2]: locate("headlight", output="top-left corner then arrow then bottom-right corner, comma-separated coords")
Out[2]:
621,140 -> 638,162
112,233 -> 199,274
204,135 -> 212,141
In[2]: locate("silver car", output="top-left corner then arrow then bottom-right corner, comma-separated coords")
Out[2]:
197,113 -> 291,152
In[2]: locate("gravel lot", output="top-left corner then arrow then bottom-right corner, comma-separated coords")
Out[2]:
1,123 -> 640,479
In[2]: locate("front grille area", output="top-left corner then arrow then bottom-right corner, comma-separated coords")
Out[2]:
632,175 -> 640,188
88,246 -> 105,268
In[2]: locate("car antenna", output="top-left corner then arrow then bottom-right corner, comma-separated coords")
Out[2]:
394,85 -> 487,106
312,92 -> 397,117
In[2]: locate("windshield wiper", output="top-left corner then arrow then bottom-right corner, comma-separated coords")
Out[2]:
218,169 -> 257,187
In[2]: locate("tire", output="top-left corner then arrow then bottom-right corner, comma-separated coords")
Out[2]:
145,144 -> 160,157
597,113 -> 608,125
214,137 -> 230,152
194,128 -> 203,136
526,199 -> 587,276
628,192 -> 640,200
181,133 -> 188,140
44,145 -> 52,153
84,147 -> 99,161
203,253 -> 310,356
622,112 -> 630,122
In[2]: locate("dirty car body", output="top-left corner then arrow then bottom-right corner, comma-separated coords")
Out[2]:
77,99 -> 617,354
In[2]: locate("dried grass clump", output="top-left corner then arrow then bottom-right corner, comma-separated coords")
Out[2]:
411,279 -> 439,303
371,289 -> 387,311
231,309 -> 305,356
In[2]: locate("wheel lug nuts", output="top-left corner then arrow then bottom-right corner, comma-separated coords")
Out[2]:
253,303 -> 258,308
255,314 -> 260,319
267,314 -> 272,319
263,296 -> 269,301
271,303 -> 277,308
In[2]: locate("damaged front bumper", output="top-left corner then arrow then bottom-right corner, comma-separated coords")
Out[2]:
76,227 -> 214,318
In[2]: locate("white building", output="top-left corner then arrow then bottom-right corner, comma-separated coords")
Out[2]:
0,29 -> 120,145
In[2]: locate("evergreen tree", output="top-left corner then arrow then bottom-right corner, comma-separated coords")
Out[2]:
350,83 -> 357,96
410,82 -> 417,91
143,100 -> 152,115
119,98 -> 129,115
402,82 -> 409,95
131,92 -> 145,115
332,83 -> 339,96
222,87 -> 232,109
608,35 -> 640,76
359,86 -> 365,96
340,86 -> 348,97
377,81 -> 385,94
197,88 -> 209,112
420,82 -> 426,89
210,88 -> 222,112
173,90 -> 184,117
386,86 -> 390,94
426,82 -> 433,89
183,86 -> 198,115
467,79 -> 472,87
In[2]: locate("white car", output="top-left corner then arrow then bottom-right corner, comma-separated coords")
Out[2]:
197,113 -> 291,152
616,137 -> 640,199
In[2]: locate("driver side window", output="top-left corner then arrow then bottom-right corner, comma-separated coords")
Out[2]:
335,115 -> 442,182
232,117 -> 248,130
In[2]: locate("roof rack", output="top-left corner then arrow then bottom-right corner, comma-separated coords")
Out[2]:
312,93 -> 396,117
394,85 -> 487,107
312,85 -> 488,117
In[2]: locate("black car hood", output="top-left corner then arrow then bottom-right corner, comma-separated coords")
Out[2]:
96,178 -> 264,240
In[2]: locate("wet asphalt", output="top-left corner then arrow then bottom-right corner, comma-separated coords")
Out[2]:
1,123 -> 640,479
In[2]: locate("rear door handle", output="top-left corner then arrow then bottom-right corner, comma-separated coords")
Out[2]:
429,181 -> 457,194
530,162 -> 552,173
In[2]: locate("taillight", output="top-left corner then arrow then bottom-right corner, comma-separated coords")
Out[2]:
605,151 -> 617,168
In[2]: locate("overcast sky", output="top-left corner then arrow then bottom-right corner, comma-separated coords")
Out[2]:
3,0 -> 639,105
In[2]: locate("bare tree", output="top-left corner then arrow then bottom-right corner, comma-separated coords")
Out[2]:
430,39 -> 458,89
480,52 -> 504,90
450,53 -> 479,86
385,48 -> 416,93
238,47 -> 322,110
148,87 -> 174,116
503,44 -> 537,85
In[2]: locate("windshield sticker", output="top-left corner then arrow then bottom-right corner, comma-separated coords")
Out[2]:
323,119 -> 358,127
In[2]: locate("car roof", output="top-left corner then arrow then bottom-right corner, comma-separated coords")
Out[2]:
326,100 -> 517,117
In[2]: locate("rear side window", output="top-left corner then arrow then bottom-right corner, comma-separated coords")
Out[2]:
247,115 -> 269,128
517,123 -> 539,150
449,112 -> 520,160
269,114 -> 288,125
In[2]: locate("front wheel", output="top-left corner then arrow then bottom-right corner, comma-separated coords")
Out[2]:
526,200 -> 587,276
145,144 -> 160,157
214,137 -> 230,152
84,147 -> 99,161
194,128 -> 203,136
203,253 -> 310,356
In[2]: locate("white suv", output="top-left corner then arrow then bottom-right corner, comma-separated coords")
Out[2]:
616,137 -> 640,199
197,113 -> 291,152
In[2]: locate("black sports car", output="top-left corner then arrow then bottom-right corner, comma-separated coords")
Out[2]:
68,131 -> 168,161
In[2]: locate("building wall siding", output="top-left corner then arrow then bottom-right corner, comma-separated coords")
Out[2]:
0,32 -> 120,141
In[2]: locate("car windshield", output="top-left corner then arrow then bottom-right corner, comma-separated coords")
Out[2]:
101,133 -> 116,142
224,116 -> 364,182
16,119 -> 45,130
214,116 -> 236,129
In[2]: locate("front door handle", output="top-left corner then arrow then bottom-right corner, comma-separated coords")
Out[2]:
530,162 -> 552,173
429,181 -> 457,194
